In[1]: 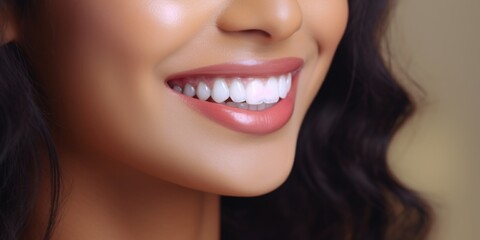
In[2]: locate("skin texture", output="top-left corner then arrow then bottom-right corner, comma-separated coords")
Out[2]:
10,0 -> 349,239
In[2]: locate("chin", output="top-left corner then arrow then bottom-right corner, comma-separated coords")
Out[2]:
194,153 -> 296,197
220,155 -> 295,197
122,117 -> 301,197
172,125 -> 299,197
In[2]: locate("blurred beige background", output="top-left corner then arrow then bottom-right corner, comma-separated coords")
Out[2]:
388,0 -> 479,239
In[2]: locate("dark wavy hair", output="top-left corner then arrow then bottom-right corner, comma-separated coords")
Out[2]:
0,0 -> 431,239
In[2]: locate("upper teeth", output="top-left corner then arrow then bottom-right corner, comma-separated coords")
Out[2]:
170,73 -> 292,105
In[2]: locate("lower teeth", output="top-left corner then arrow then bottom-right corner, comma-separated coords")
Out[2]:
224,101 -> 276,111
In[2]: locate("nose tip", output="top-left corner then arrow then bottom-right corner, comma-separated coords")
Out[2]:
216,0 -> 302,42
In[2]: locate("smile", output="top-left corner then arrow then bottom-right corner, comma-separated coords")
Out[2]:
168,72 -> 293,111
166,57 -> 304,134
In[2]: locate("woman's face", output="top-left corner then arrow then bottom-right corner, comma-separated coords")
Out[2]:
27,0 -> 348,196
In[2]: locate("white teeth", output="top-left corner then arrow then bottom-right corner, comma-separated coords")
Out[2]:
286,73 -> 292,93
171,72 -> 294,110
229,79 -> 246,103
173,85 -> 182,93
238,102 -> 248,109
183,83 -> 195,97
278,75 -> 287,99
211,78 -> 229,103
196,81 -> 211,101
264,77 -> 280,104
257,103 -> 266,111
245,80 -> 264,105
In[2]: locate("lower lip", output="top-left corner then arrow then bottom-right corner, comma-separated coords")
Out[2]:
175,73 -> 299,135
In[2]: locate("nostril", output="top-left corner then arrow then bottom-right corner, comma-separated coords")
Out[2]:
239,29 -> 271,38
218,27 -> 272,39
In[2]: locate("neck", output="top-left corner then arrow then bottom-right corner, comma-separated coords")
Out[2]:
25,150 -> 220,240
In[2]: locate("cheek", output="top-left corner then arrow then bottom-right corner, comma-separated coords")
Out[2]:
294,0 -> 349,111
40,0 -> 217,151
48,0 -> 217,69
302,0 -> 349,52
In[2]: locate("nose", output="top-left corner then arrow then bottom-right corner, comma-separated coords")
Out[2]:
216,0 -> 302,42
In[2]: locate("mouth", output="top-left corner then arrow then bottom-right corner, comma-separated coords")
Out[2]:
165,57 -> 303,134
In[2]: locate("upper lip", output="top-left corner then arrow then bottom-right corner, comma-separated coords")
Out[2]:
165,57 -> 304,81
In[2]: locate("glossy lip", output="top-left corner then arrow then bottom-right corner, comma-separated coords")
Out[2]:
165,57 -> 304,135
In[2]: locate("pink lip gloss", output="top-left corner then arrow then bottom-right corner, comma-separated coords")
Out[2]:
165,57 -> 303,135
